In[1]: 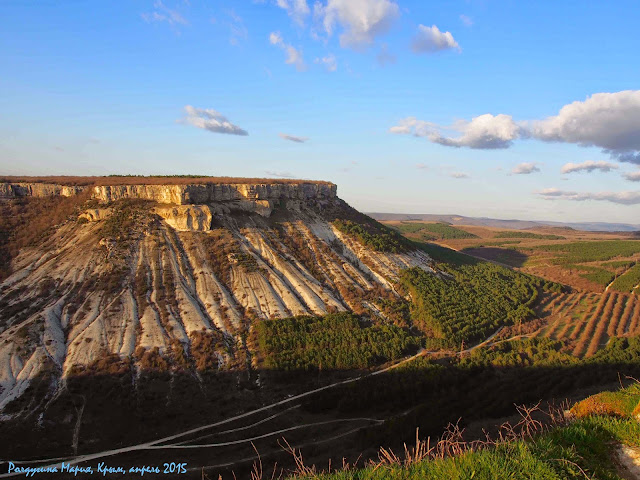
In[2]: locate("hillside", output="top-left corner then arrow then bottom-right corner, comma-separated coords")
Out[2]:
0,177 -> 639,478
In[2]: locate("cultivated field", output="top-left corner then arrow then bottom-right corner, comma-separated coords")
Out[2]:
384,220 -> 640,293
534,291 -> 640,357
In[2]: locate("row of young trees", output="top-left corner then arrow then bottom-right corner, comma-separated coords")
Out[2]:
399,263 -> 553,346
257,312 -> 420,371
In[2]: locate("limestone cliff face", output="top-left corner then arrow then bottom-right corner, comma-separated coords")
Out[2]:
1,181 -> 336,218
154,205 -> 213,231
0,182 -> 85,198
91,182 -> 337,204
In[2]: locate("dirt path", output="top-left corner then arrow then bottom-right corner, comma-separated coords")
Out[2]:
0,326 -> 519,478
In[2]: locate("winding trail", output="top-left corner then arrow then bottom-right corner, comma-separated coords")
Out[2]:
0,326 -> 521,478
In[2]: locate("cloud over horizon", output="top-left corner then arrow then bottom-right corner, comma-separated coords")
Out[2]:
279,133 -> 309,143
264,170 -> 295,178
512,162 -> 540,175
411,24 -> 460,54
561,160 -> 619,174
537,188 -> 640,205
180,105 -> 248,136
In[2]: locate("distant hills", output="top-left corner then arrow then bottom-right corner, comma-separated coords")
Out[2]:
367,212 -> 640,232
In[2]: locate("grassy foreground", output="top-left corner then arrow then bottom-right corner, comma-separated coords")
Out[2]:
288,384 -> 640,480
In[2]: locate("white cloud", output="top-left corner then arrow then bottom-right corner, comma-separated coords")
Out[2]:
537,188 -> 640,205
623,170 -> 640,182
459,14 -> 473,27
269,31 -> 306,71
415,163 -> 429,170
530,90 -> 640,164
512,162 -> 540,175
561,160 -> 619,174
316,0 -> 400,49
179,105 -> 248,136
390,114 -> 520,149
411,24 -> 460,54
279,133 -> 309,143
141,1 -> 188,27
315,53 -> 337,71
276,0 -> 310,25
265,170 -> 295,178
450,172 -> 469,179
390,90 -> 640,163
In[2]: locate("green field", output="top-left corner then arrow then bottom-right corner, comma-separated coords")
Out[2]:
495,231 -> 565,240
535,240 -> 640,264
610,263 -> 640,293
396,222 -> 478,240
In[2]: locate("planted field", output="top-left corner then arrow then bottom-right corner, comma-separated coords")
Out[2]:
534,240 -> 640,264
534,291 -> 640,357
609,263 -> 640,293
494,231 -> 565,240
395,222 -> 478,240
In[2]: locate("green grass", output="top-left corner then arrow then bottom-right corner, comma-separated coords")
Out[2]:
495,231 -> 565,240
610,263 -> 640,293
535,240 -> 640,264
308,384 -> 640,480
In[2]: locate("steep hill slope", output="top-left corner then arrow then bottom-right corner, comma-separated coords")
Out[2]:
0,178 -> 434,411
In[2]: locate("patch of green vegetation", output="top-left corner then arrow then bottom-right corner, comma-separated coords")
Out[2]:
396,222 -> 478,240
314,380 -> 639,480
564,264 -> 616,286
602,260 -> 636,270
475,240 -> 522,247
536,240 -> 640,264
399,264 -> 555,345
257,312 -> 420,371
610,263 -> 640,293
495,231 -> 565,240
333,219 -> 409,253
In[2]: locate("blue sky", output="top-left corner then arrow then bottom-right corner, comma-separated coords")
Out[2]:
1,0 -> 639,223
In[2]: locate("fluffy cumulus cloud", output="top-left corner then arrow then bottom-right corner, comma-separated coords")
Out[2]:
512,162 -> 540,175
390,114 -> 521,149
275,0 -> 310,25
315,53 -> 337,71
279,133 -> 309,143
269,32 -> 306,71
537,188 -> 640,205
180,106 -> 248,136
411,25 -> 460,54
623,170 -> 640,182
530,91 -> 640,164
316,0 -> 400,49
561,160 -> 618,174
390,90 -> 640,164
